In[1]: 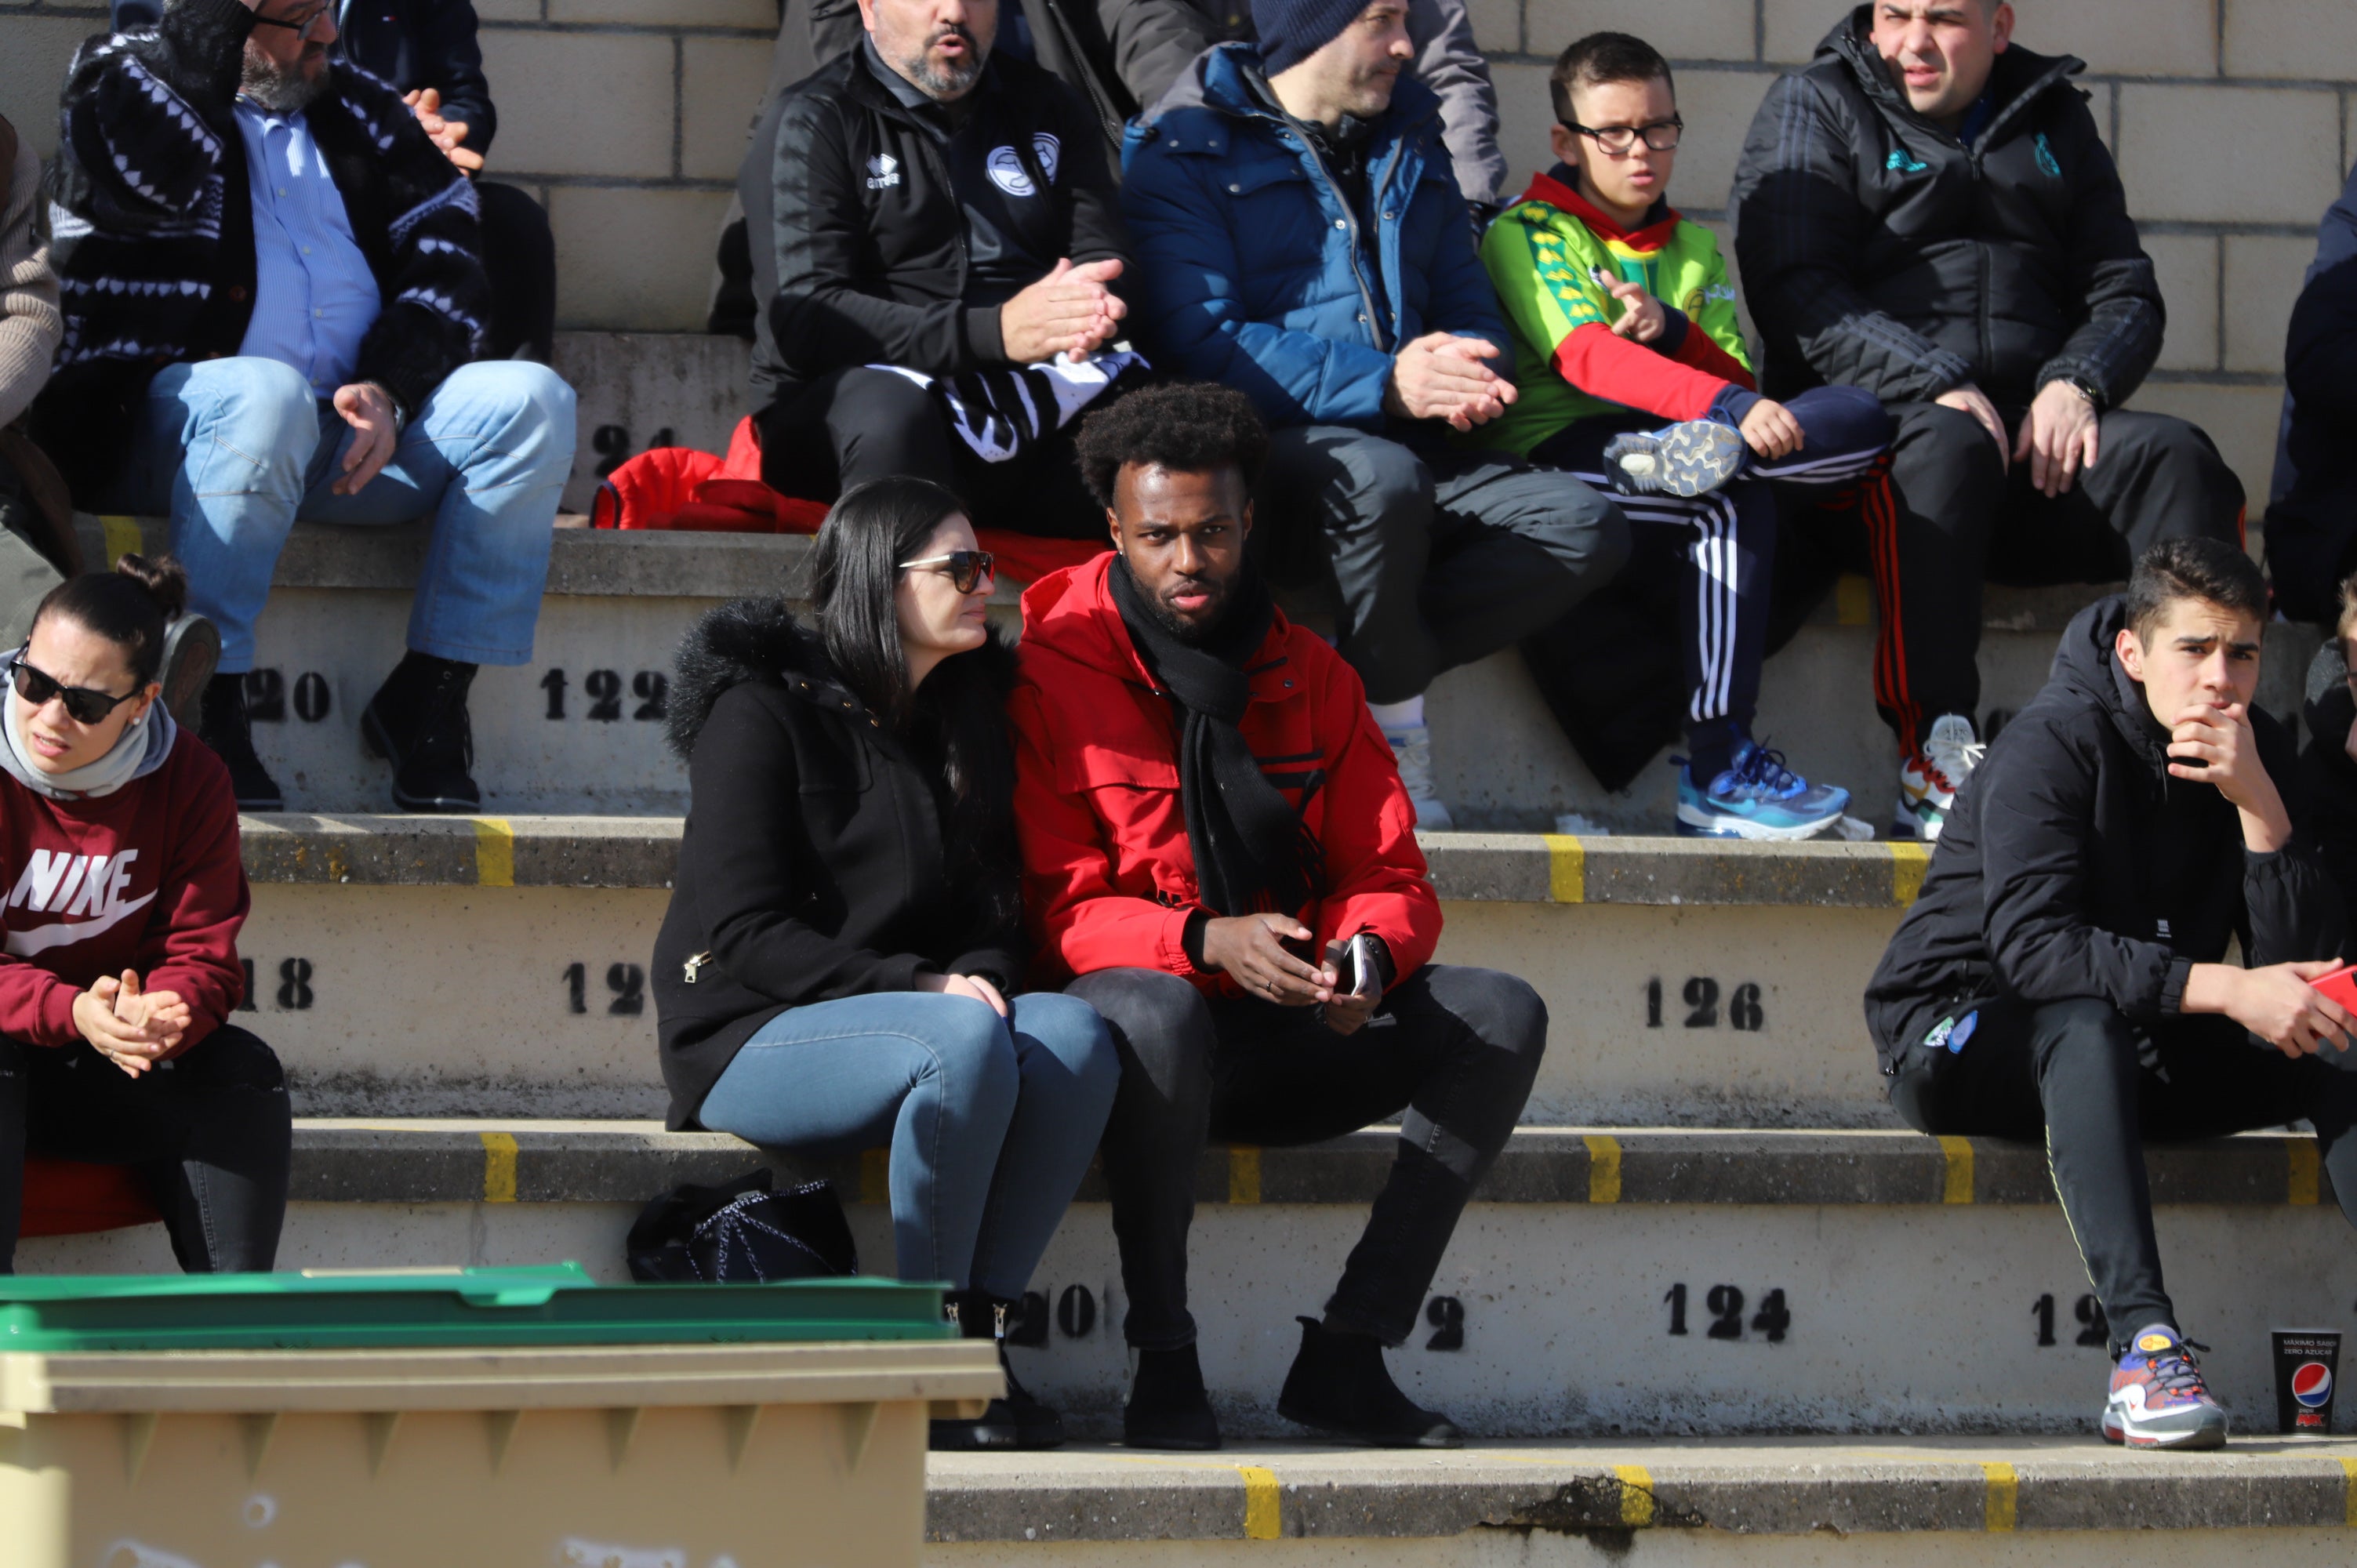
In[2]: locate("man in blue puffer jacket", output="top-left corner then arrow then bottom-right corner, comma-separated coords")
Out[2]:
1120,0 -> 1627,828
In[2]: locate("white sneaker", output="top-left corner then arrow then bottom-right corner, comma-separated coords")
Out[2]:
1383,724 -> 1457,832
1897,713 -> 1985,842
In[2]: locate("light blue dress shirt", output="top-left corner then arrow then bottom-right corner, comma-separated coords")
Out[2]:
234,100 -> 380,395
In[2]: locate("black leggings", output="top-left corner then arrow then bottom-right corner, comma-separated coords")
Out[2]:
1067,964 -> 1545,1349
0,1026 -> 293,1273
1889,996 -> 2357,1351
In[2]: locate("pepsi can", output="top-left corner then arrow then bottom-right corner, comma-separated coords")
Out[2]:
2272,1329 -> 2341,1434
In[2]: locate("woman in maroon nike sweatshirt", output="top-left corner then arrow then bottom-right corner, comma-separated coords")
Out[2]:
0,556 -> 287,1272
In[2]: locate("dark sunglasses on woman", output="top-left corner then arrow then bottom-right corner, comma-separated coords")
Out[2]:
898,550 -> 997,595
9,649 -> 142,725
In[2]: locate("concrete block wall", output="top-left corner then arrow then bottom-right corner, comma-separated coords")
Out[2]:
1,0 -> 2352,509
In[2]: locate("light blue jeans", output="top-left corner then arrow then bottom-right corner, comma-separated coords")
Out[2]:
107,356 -> 576,672
697,992 -> 1118,1296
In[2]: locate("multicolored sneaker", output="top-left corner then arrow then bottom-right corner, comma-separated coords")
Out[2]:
1602,419 -> 1748,498
1897,713 -> 1985,842
1676,742 -> 1850,840
2103,1325 -> 2227,1450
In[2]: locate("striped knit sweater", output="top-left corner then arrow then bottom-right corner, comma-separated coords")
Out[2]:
34,0 -> 488,499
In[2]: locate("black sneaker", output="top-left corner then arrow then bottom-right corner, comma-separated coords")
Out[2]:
361,653 -> 481,813
157,614 -> 220,731
1124,1341 -> 1222,1450
197,673 -> 282,811
1276,1316 -> 1462,1448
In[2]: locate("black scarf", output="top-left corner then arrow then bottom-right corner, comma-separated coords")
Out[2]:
1109,558 -> 1311,917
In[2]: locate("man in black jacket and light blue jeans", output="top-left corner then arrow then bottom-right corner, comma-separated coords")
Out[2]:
1865,538 -> 2357,1452
1732,2 -> 2244,843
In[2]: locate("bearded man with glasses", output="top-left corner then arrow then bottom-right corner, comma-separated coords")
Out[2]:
35,0 -> 576,815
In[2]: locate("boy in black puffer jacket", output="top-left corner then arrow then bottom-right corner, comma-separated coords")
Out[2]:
1866,538 -> 2357,1453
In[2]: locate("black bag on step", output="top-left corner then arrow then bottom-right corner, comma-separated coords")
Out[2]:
625,1167 -> 858,1283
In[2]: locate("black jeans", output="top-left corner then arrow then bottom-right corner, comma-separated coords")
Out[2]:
1889,996 -> 2357,1351
1256,426 -> 1629,705
1067,964 -> 1546,1349
756,365 -> 1109,539
1838,402 -> 2243,754
0,1026 -> 293,1273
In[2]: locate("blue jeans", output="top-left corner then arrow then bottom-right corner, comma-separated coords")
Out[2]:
107,356 -> 576,672
697,992 -> 1117,1295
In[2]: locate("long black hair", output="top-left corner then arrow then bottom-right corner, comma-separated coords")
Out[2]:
29,554 -> 188,685
806,477 -> 1019,919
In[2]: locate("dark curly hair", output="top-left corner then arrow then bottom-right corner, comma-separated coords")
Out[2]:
1073,381 -> 1270,510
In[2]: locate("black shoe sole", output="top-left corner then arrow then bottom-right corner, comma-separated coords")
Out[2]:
1120,1419 -> 1222,1451
929,1419 -> 1021,1451
1275,1398 -> 1463,1449
158,616 -> 220,732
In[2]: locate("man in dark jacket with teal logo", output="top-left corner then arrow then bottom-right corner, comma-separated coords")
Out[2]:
1118,0 -> 1626,830
1865,538 -> 2357,1452
1732,2 -> 2244,844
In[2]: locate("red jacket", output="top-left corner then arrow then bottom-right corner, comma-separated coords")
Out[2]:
0,730 -> 249,1054
1010,555 -> 1441,993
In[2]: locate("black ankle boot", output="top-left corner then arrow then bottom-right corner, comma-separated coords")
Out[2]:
198,673 -> 282,811
929,1290 -> 1020,1452
361,652 -> 481,812
1277,1316 -> 1462,1448
1124,1341 -> 1221,1450
990,1296 -> 1067,1450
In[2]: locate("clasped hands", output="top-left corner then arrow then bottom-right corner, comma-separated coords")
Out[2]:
73,968 -> 192,1076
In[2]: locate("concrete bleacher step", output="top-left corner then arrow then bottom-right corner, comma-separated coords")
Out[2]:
96,330 -> 2326,826
20,1119 -> 2354,1443
921,1439 -> 2357,1563
227,820 -> 1927,1127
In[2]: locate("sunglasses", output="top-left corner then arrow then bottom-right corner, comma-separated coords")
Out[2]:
10,652 -> 141,726
898,550 -> 997,594
249,0 -> 333,38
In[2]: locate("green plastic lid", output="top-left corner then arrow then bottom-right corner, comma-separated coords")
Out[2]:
0,1265 -> 953,1352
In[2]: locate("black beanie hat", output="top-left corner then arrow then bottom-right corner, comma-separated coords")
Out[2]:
1251,0 -> 1369,77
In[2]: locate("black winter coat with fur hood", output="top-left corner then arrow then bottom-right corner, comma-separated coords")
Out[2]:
652,597 -> 1024,1130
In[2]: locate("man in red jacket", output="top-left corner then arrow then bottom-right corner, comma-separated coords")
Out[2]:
1010,383 -> 1546,1450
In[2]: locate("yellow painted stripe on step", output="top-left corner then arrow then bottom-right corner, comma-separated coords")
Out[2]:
1612,1465 -> 1654,1527
1229,1146 -> 1262,1205
1889,841 -> 1930,906
1981,1461 -> 2017,1531
859,1148 -> 889,1203
2290,1138 -> 2321,1206
1541,834 -> 1585,903
1237,1465 -> 1280,1539
479,1131 -> 518,1203
473,818 -> 515,887
1938,1136 -> 1974,1203
1834,573 -> 1874,626
98,515 -> 143,568
1582,1134 -> 1622,1204
2337,1457 -> 2357,1525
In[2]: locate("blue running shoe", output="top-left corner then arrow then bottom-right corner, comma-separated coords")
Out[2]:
2103,1325 -> 2227,1450
1603,419 -> 1748,498
1675,742 -> 1850,840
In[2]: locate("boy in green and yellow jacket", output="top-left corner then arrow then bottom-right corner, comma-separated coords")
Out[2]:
1477,31 -> 1892,839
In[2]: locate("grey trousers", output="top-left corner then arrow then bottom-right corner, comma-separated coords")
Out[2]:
1258,426 -> 1629,705
0,522 -> 59,650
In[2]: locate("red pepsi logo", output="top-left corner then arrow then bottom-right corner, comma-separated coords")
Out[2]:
2293,1362 -> 2333,1408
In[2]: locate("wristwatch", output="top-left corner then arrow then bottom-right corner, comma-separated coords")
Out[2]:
2064,376 -> 2104,412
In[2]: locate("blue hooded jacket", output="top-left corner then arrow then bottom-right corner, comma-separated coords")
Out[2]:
1117,42 -> 1506,432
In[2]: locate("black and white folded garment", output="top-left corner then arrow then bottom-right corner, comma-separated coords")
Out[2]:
866,350 -> 1150,463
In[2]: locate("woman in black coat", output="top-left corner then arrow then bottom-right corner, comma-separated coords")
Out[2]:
652,477 -> 1117,1451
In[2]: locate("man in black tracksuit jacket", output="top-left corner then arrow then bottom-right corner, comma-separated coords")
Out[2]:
1732,5 -> 2243,829
2264,161 -> 2357,624
744,3 -> 1132,539
1865,538 -> 2357,1449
